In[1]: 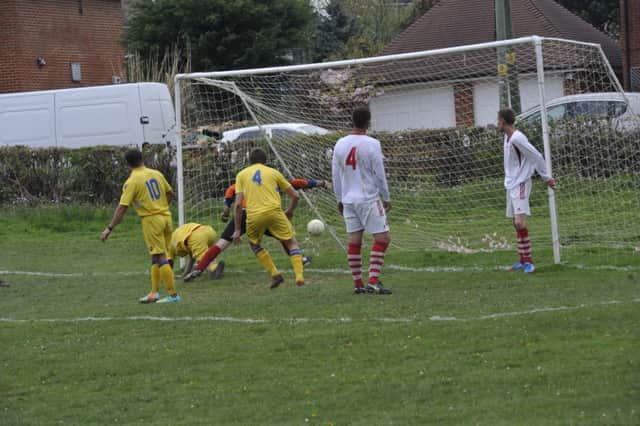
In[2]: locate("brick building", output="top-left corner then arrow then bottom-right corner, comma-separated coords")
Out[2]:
0,0 -> 125,93
620,0 -> 640,91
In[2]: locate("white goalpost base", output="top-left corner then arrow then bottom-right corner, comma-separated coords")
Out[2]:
174,36 -> 640,266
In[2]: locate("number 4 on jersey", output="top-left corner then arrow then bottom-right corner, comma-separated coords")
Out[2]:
252,169 -> 262,185
346,147 -> 357,170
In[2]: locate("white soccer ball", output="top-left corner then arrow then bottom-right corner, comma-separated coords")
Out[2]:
307,219 -> 325,236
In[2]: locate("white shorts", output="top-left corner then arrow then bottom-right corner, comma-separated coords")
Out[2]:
343,200 -> 390,234
506,180 -> 532,217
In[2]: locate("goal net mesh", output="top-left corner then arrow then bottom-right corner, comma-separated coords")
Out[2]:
177,38 -> 640,266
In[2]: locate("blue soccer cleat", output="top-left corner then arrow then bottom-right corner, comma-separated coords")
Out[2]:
508,261 -> 525,271
157,294 -> 181,303
523,263 -> 536,274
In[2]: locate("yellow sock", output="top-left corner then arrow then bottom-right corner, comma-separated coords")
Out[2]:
159,262 -> 177,296
256,249 -> 279,277
290,253 -> 304,283
150,264 -> 160,293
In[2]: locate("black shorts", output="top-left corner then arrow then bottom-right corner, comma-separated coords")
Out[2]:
220,210 -> 274,242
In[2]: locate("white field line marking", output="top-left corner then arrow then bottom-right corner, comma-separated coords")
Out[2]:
1,262 -> 637,278
1,299 -> 637,325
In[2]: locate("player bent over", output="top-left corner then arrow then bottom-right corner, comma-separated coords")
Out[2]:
332,106 -> 392,294
232,148 -> 305,288
101,150 -> 180,303
498,109 -> 556,273
169,223 -> 225,281
184,178 -> 326,281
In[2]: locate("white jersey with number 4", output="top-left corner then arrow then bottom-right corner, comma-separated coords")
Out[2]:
332,133 -> 391,204
504,130 -> 551,190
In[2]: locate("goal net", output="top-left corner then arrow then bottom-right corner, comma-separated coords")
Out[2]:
175,37 -> 640,266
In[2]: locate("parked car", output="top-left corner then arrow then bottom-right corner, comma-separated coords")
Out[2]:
517,92 -> 640,133
219,122 -> 329,147
0,83 -> 175,148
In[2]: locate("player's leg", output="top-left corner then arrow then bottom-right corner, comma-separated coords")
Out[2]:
140,216 -> 162,303
269,212 -> 304,286
191,226 -> 225,280
186,215 -> 240,281
247,213 -> 282,287
156,215 -> 180,303
363,200 -> 392,294
268,226 -> 312,266
508,181 -> 533,272
343,203 -> 366,293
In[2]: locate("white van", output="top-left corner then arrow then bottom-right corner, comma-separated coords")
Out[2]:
0,82 -> 175,148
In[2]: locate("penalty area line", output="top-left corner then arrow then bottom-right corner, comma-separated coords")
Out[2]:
1,299 -> 637,325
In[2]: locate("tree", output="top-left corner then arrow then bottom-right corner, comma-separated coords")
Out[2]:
556,0 -> 620,39
311,0 -> 359,61
125,0 -> 315,71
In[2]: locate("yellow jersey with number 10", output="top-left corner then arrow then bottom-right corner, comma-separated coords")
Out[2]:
235,164 -> 292,216
119,166 -> 172,217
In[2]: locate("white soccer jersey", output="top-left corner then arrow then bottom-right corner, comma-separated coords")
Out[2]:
504,130 -> 551,190
332,133 -> 391,204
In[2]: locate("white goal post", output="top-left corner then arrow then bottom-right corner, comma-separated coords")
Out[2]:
174,36 -> 640,266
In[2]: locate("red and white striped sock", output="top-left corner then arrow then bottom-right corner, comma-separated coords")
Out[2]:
517,229 -> 533,264
347,243 -> 364,288
368,240 -> 389,285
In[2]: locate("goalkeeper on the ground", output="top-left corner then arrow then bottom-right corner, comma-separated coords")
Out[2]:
169,223 -> 226,281
184,177 -> 329,282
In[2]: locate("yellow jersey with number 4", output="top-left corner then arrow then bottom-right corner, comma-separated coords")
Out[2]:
120,166 -> 172,217
235,164 -> 292,216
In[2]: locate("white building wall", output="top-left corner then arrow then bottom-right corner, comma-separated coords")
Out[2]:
370,85 -> 456,131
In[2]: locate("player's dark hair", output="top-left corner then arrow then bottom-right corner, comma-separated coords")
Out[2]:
249,148 -> 267,165
125,149 -> 143,167
498,108 -> 516,126
352,106 -> 371,129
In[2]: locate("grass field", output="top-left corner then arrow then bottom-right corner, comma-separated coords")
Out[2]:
0,206 -> 638,425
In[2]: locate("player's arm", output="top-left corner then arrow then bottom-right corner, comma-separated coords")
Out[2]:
284,186 -> 300,219
182,256 -> 195,279
372,142 -> 392,211
331,149 -> 344,213
159,174 -> 175,202
101,204 -> 128,241
102,181 -> 134,241
512,137 -> 555,188
232,191 -> 244,245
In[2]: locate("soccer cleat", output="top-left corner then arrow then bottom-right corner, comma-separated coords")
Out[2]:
354,286 -> 367,294
296,280 -> 305,287
270,274 -> 285,289
183,268 -> 202,282
157,294 -> 181,303
523,263 -> 536,274
508,261 -> 525,271
208,260 -> 225,280
302,256 -> 313,267
366,282 -> 392,295
139,292 -> 160,304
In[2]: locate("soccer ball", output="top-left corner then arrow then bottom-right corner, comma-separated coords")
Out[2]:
307,219 -> 325,236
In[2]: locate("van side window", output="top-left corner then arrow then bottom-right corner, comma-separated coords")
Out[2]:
608,101 -> 627,118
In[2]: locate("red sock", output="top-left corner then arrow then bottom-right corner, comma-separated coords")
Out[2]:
196,244 -> 222,271
517,229 -> 532,264
347,243 -> 363,288
368,240 -> 389,284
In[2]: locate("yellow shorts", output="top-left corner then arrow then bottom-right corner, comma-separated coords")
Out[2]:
186,225 -> 217,262
141,214 -> 173,255
246,210 -> 294,245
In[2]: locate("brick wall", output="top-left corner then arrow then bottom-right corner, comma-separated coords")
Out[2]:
0,0 -> 125,93
454,83 -> 475,127
620,0 -> 640,91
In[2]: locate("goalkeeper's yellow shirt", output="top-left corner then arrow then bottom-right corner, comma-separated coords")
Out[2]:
119,166 -> 172,217
235,164 -> 292,216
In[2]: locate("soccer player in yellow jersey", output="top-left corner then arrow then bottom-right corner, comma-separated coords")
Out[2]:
100,150 -> 180,304
232,148 -> 305,288
169,223 -> 225,280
